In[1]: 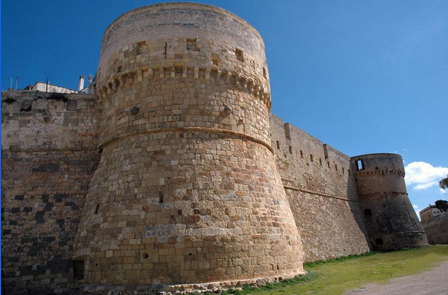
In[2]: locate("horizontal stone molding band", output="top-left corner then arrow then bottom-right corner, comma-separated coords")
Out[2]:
357,191 -> 409,197
97,65 -> 271,110
283,185 -> 356,202
2,148 -> 98,153
355,169 -> 405,177
98,126 -> 274,153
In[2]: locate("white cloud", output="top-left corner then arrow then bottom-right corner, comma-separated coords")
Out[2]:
405,162 -> 448,191
413,205 -> 418,209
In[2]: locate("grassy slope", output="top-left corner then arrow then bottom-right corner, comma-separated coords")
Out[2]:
220,245 -> 448,295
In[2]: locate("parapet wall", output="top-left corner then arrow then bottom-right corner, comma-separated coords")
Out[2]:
270,115 -> 370,261
1,91 -> 101,293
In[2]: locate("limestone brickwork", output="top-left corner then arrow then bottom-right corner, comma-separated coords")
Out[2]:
270,115 -> 370,262
1,91 -> 100,293
73,2 -> 303,290
422,212 -> 448,244
351,154 -> 428,250
1,2 -> 428,294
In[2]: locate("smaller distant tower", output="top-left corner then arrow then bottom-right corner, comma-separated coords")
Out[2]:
351,153 -> 428,250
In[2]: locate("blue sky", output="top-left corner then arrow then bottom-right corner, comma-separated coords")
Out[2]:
2,0 -> 447,213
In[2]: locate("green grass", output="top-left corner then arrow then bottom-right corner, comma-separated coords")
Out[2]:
207,245 -> 448,295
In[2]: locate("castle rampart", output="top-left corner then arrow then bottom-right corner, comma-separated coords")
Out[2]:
270,115 -> 370,261
1,3 -> 428,294
1,91 -> 100,293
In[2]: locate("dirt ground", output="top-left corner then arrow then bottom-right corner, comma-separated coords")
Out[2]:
345,260 -> 448,295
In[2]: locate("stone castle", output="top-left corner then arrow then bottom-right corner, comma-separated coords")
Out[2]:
1,3 -> 428,294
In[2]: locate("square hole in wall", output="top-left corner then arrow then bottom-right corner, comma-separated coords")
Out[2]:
364,209 -> 372,217
187,38 -> 199,51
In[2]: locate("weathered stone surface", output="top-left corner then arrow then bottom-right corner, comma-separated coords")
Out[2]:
351,154 -> 428,250
422,213 -> 448,244
1,2 -> 427,294
1,92 -> 101,294
74,1 -> 303,290
270,115 -> 371,262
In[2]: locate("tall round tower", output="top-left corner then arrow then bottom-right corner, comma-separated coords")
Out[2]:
351,153 -> 428,251
74,3 -> 303,290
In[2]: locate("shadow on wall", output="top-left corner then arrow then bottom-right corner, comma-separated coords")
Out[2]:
347,173 -> 372,251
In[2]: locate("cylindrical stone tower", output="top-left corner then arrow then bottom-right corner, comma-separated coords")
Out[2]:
74,2 -> 303,290
351,153 -> 428,251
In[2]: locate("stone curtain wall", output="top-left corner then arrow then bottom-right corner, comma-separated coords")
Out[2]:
270,114 -> 370,262
74,3 -> 303,291
1,91 -> 100,294
423,213 -> 448,244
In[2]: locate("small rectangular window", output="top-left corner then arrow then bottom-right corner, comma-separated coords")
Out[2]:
289,145 -> 292,154
319,158 -> 322,166
263,67 -> 267,79
356,160 -> 364,171
342,167 -> 345,174
327,162 -> 330,168
364,209 -> 372,217
276,141 -> 280,149
300,150 -> 303,159
310,154 -> 313,162
348,169 -> 350,176
335,164 -> 338,171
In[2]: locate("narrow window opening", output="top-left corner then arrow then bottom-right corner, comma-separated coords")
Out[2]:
235,48 -> 244,62
187,38 -> 198,51
319,158 -> 322,166
159,192 -> 164,204
164,42 -> 168,59
142,253 -> 149,260
276,141 -> 280,149
356,160 -> 365,171
342,167 -> 345,174
289,146 -> 292,154
310,154 -> 313,162
348,169 -> 350,176
178,209 -> 182,216
364,209 -> 372,217
327,162 -> 330,168
263,67 -> 267,79
94,204 -> 100,214
300,150 -> 303,159
335,164 -> 338,171
73,260 -> 85,281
